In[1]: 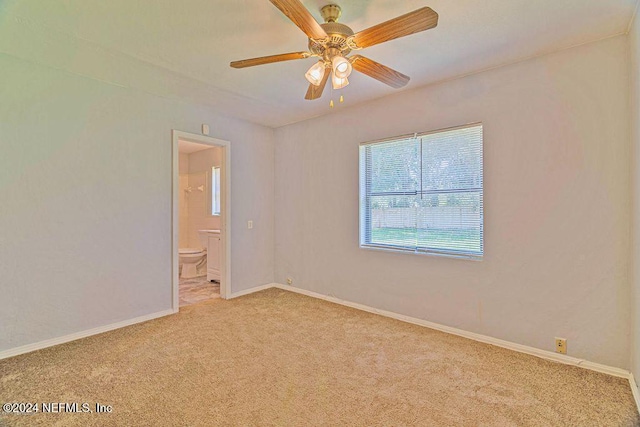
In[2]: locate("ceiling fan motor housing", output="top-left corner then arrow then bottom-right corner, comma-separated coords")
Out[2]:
308,4 -> 354,59
308,22 -> 354,57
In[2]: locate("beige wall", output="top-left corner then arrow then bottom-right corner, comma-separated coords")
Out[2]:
177,148 -> 222,249
0,53 -> 275,352
178,152 -> 189,174
275,36 -> 631,369
186,147 -> 222,247
178,174 -> 190,249
189,147 -> 221,173
630,10 -> 640,387
178,152 -> 190,248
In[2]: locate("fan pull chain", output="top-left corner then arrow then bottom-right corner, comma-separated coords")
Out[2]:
330,73 -> 334,108
328,73 -> 346,107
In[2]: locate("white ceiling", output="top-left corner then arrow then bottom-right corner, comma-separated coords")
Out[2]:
1,0 -> 637,127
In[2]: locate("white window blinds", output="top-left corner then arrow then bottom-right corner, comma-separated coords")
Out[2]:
359,123 -> 483,258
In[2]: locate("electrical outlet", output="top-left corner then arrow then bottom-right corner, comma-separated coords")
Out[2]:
286,278 -> 293,285
555,337 -> 567,354
247,220 -> 253,229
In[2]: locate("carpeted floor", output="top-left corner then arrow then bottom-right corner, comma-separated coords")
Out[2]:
0,288 -> 638,426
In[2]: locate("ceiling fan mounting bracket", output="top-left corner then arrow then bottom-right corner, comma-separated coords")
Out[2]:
320,4 -> 342,23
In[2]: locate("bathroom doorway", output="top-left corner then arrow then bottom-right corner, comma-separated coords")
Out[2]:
172,130 -> 230,311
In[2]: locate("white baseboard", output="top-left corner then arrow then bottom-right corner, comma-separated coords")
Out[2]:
272,283 -> 632,379
227,283 -> 277,299
630,374 -> 640,414
0,308 -> 176,361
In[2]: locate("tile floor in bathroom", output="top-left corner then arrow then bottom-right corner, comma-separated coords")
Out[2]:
179,276 -> 220,307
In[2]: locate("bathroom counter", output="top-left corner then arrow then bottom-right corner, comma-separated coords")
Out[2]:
198,229 -> 220,235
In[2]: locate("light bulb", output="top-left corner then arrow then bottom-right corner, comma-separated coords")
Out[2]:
305,61 -> 326,86
332,73 -> 349,90
331,56 -> 352,79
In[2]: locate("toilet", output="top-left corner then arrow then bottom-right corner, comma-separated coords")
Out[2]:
179,230 -> 208,278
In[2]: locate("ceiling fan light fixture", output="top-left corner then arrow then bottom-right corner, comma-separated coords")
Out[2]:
230,1 -> 438,100
305,61 -> 326,86
332,73 -> 349,90
332,55 -> 353,79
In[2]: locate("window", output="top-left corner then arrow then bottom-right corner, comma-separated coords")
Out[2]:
359,123 -> 483,258
211,166 -> 220,216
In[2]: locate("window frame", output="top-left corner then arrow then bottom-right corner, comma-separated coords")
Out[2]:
210,166 -> 221,217
359,122 -> 484,260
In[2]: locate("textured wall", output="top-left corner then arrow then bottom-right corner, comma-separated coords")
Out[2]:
275,36 -> 631,369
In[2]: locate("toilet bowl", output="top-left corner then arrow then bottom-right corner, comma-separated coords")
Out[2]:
179,230 -> 210,278
179,248 -> 207,278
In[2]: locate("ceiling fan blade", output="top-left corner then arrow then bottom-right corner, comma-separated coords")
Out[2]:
352,7 -> 438,49
351,55 -> 410,89
305,71 -> 330,100
269,0 -> 328,40
230,52 -> 309,68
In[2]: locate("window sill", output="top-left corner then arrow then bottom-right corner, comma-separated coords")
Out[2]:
360,244 -> 483,261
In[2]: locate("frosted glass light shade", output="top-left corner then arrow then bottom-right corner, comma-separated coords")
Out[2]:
305,61 -> 326,86
332,73 -> 349,90
331,56 -> 352,79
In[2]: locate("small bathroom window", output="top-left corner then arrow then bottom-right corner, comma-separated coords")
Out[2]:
211,166 -> 221,216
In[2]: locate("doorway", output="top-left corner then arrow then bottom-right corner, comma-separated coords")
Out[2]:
172,130 -> 231,311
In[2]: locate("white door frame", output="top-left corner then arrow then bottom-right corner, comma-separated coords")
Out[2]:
172,130 -> 231,310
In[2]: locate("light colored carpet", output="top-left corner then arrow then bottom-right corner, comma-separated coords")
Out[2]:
0,288 -> 638,426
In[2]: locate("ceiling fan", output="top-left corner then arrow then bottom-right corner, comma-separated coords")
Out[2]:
230,1 -> 438,101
